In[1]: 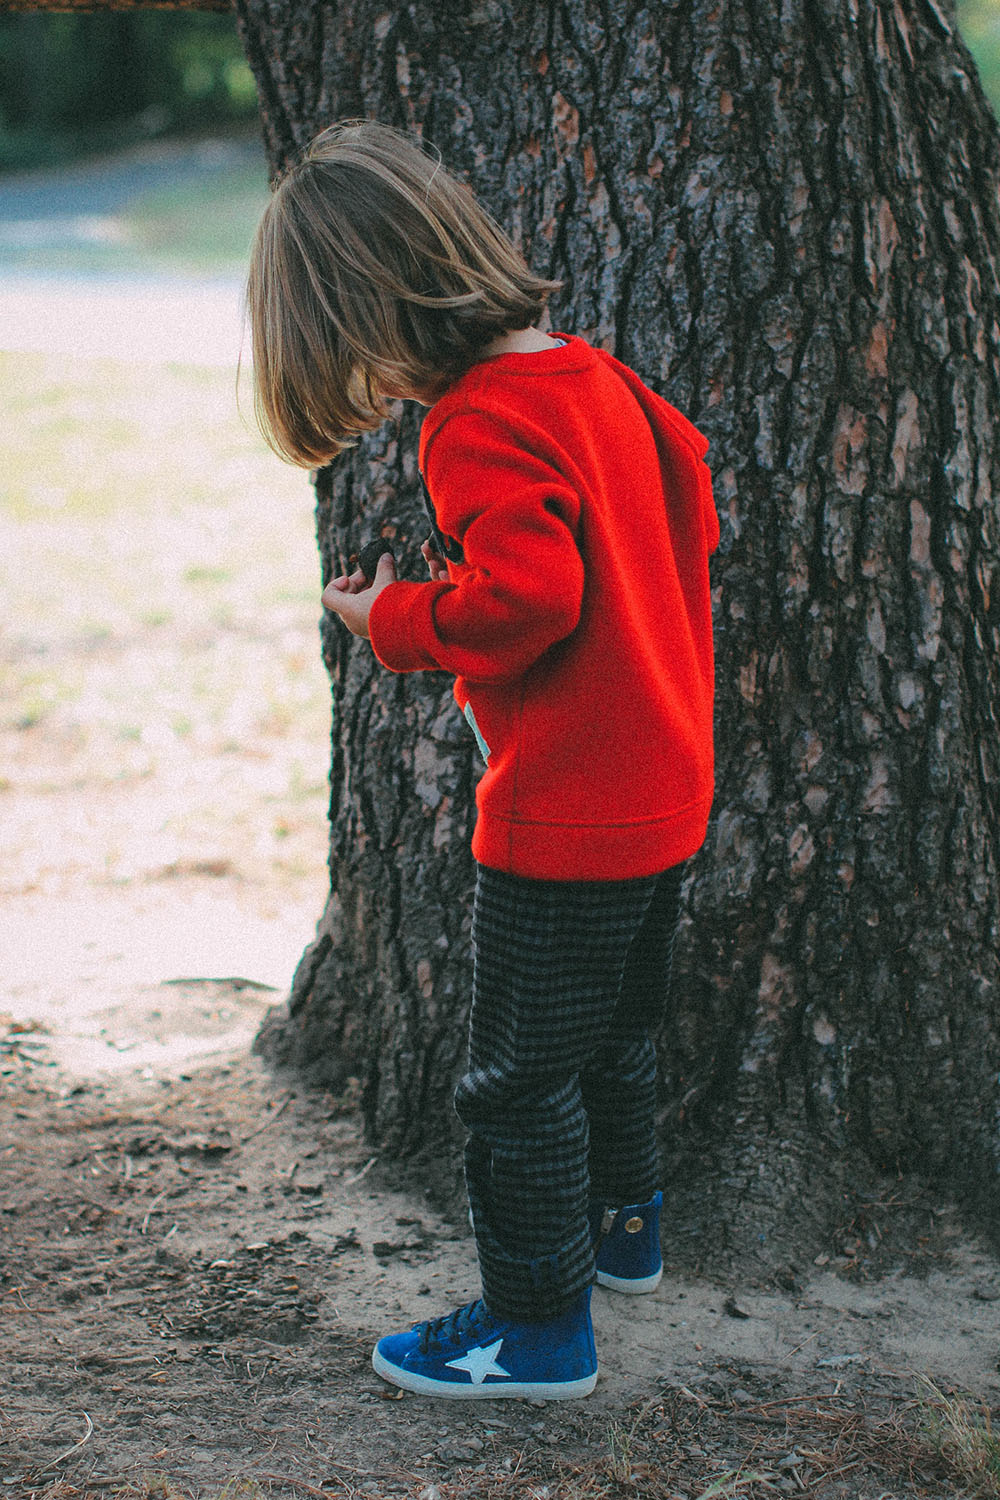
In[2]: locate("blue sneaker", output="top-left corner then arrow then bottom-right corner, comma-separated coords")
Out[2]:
372,1290 -> 597,1399
588,1191 -> 663,1293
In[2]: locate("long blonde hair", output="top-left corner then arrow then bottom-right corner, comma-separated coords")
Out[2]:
246,119 -> 560,466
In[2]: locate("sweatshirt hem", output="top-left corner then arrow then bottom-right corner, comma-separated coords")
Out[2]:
471,795 -> 713,881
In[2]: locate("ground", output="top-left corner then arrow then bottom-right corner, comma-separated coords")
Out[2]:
5,983 -> 1000,1500
3,156 -> 1000,1500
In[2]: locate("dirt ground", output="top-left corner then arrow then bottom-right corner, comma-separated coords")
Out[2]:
4,961 -> 1000,1500
2,340 -> 1000,1500
3,770 -> 1000,1500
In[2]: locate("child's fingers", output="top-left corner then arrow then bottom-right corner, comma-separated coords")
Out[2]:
421,536 -> 448,580
327,566 -> 370,595
322,575 -> 362,608
332,572 -> 366,595
321,578 -> 347,610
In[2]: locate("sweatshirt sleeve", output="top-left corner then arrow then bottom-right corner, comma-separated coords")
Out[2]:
369,407 -> 585,684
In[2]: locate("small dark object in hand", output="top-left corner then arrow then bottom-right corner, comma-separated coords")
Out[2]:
352,538 -> 396,584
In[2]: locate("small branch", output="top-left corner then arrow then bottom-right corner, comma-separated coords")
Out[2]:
240,1091 -> 292,1143
139,1188 -> 168,1234
257,1474 -> 362,1497
160,976 -> 279,991
36,1411 -> 94,1474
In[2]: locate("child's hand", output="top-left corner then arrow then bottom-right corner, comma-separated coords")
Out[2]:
321,550 -> 397,639
421,537 -> 449,581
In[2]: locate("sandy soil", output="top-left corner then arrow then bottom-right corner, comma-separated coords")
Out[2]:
4,963 -> 1000,1500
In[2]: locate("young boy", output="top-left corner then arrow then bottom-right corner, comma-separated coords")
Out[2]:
247,119 -> 719,1400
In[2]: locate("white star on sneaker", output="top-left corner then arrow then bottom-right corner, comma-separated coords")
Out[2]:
445,1337 -> 511,1384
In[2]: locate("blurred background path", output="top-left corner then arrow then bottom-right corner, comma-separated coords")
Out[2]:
0,97 -> 329,1078
0,135 -> 264,364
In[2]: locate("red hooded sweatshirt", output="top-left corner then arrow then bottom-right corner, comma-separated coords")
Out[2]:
368,334 -> 719,881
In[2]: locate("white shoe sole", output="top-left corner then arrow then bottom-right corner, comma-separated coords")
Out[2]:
595,1265 -> 663,1294
372,1349 -> 598,1399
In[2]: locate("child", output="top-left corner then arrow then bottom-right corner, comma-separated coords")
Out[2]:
247,119 -> 719,1400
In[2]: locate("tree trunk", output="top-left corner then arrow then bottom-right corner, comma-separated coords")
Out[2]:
237,0 -> 1000,1273
0,2 -> 231,11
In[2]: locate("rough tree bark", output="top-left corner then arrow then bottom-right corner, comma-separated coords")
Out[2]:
236,0 -> 1000,1273
0,2 -> 231,11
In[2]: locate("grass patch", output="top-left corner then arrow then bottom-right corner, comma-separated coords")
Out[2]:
960,0 -> 1000,117
123,160 -> 271,274
917,1377 -> 1000,1497
185,565 -> 233,585
1,348 -> 330,897
16,1378 -> 1000,1500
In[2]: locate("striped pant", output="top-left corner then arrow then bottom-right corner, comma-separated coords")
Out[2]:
454,860 -> 685,1320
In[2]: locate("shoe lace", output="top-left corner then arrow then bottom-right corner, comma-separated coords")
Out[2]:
417,1298 -> 492,1355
